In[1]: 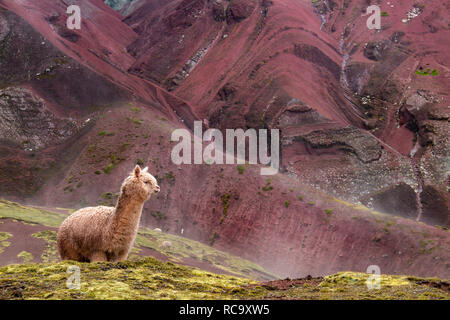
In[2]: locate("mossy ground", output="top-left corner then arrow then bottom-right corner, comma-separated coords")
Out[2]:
0,231 -> 12,254
0,200 -> 67,228
32,231 -> 59,263
135,229 -> 275,280
0,258 -> 448,300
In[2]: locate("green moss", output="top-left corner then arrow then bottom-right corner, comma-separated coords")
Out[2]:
103,163 -> 115,174
237,165 -> 245,174
0,231 -> 12,242
0,260 -> 447,300
221,193 -> 231,220
325,208 -> 333,216
129,118 -> 142,125
416,68 -> 439,76
284,200 -> 290,208
163,172 -> 175,185
298,195 -> 303,201
1,241 -> 10,247
210,232 -> 218,246
32,231 -> 59,263
0,232 -> 12,254
261,179 -> 273,192
419,239 -> 436,254
135,228 -> 275,281
103,153 -> 121,174
380,11 -> 389,16
0,201 -> 66,228
386,220 -> 395,227
17,251 -> 34,264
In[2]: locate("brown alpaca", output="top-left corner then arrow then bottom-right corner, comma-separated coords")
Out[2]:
57,165 -> 160,262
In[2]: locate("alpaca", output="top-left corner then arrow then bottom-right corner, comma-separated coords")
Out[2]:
57,165 -> 160,262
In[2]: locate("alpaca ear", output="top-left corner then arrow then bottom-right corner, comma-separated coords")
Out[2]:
143,167 -> 148,172
134,165 -> 141,177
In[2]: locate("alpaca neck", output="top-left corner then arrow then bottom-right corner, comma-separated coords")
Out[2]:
111,194 -> 144,240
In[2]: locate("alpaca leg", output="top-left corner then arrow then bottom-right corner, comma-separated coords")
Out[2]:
62,246 -> 84,262
110,250 -> 128,262
117,250 -> 129,262
89,251 -> 107,262
58,239 -> 83,262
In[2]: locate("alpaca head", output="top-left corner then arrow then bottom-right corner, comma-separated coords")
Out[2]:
120,165 -> 160,201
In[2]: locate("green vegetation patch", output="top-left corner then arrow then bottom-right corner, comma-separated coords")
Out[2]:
0,232 -> 12,242
103,154 -> 121,174
127,117 -> 143,125
262,179 -> 273,192
220,193 -> 232,224
0,260 -> 448,300
98,131 -> 115,137
415,68 -> 439,76
0,200 -> 66,228
17,251 -> 33,264
32,231 -> 59,263
135,228 -> 275,281
0,232 -> 12,254
163,172 -> 176,186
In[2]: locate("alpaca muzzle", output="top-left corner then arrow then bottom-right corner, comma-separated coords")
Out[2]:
155,185 -> 160,193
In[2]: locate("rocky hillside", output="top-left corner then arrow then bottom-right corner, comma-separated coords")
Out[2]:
0,0 -> 448,280
122,0 -> 449,225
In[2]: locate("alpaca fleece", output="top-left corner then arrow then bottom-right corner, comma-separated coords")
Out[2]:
57,166 -> 160,262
